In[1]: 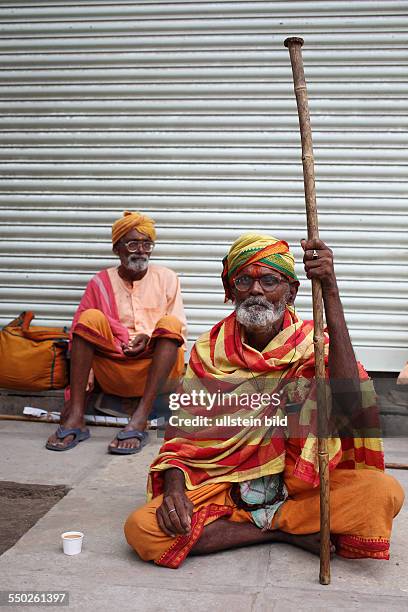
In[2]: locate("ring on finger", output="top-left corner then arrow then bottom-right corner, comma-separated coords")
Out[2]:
168,508 -> 177,514
312,249 -> 319,259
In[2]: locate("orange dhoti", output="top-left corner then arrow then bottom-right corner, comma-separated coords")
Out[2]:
124,450 -> 404,568
73,309 -> 185,397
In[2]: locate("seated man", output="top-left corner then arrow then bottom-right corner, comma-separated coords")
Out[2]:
46,211 -> 186,454
124,233 -> 404,566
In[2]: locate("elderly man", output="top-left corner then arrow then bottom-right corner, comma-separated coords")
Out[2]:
46,211 -> 186,454
124,233 -> 404,567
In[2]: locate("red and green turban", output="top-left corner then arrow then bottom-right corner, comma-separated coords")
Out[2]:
222,233 -> 299,301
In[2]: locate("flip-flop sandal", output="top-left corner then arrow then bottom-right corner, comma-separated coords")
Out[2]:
46,427 -> 91,452
108,429 -> 148,455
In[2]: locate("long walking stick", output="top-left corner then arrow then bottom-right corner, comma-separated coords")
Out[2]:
284,37 -> 331,585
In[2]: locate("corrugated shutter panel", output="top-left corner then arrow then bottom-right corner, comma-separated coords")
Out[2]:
1,1 -> 407,371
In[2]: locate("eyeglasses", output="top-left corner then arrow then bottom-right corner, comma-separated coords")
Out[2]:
120,240 -> 154,253
233,274 -> 286,292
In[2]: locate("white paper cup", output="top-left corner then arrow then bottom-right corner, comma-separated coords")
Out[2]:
61,531 -> 84,555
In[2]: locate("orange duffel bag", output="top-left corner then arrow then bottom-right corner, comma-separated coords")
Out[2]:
0,311 -> 69,391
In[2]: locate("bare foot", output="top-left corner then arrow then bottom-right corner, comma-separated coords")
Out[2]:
282,532 -> 336,556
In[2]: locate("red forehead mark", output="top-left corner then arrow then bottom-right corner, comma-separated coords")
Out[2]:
240,263 -> 283,279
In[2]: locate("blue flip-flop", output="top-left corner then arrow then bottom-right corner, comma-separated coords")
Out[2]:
108,429 -> 148,455
46,427 -> 91,452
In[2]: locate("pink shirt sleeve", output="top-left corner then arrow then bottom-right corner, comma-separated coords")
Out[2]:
164,270 -> 187,344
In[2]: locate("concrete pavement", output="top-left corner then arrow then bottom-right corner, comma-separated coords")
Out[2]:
0,420 -> 407,611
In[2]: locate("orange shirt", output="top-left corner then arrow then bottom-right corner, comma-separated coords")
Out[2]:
107,264 -> 187,344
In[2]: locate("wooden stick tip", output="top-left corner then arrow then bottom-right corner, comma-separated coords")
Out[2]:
284,37 -> 304,48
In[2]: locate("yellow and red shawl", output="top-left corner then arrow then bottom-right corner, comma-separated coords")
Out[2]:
148,307 -> 384,499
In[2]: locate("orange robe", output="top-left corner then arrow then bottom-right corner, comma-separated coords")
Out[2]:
124,308 -> 404,567
124,443 -> 404,568
74,309 -> 184,397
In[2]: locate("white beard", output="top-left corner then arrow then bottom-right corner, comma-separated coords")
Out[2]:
124,254 -> 149,273
235,294 -> 288,332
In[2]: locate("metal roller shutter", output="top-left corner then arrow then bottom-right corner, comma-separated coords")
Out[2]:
1,1 -> 407,371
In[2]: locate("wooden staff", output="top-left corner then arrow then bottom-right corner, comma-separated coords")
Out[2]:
284,36 -> 331,585
0,413 -> 128,427
385,462 -> 408,470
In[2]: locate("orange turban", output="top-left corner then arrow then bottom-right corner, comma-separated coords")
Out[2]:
111,211 -> 156,246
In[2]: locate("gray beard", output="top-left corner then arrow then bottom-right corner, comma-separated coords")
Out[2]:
124,255 -> 149,273
235,294 -> 288,332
